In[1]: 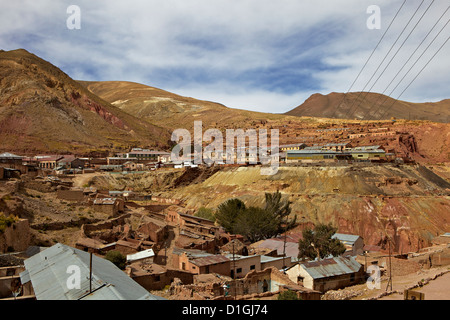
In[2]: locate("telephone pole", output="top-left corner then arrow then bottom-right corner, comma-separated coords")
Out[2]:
386,240 -> 393,292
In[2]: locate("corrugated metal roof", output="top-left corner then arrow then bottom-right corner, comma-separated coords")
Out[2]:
127,249 -> 155,263
191,255 -> 230,267
332,233 -> 361,245
93,198 -> 117,205
300,256 -> 362,279
0,152 -> 23,159
19,243 -> 165,300
255,239 -> 299,258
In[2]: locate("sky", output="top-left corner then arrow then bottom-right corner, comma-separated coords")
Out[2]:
1,0 -> 449,113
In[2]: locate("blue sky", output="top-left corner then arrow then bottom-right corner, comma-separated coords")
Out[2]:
1,0 -> 449,113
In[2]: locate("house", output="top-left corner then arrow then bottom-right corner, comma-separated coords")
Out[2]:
251,237 -> 300,262
286,150 -> 352,162
332,233 -> 365,256
71,157 -> 90,169
223,266 -> 301,297
226,254 -> 261,279
123,161 -> 144,171
107,157 -> 133,166
279,143 -> 307,152
115,239 -> 142,256
92,198 -> 124,217
124,149 -> 171,163
19,243 -> 166,300
0,152 -> 25,173
56,155 -> 76,169
0,167 -> 21,180
285,256 -> 365,292
322,142 -> 352,152
36,155 -> 64,169
136,218 -> 168,243
172,248 -> 231,277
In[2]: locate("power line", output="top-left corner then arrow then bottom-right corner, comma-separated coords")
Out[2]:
376,34 -> 450,120
347,0 -> 436,120
330,0 -> 407,119
365,8 -> 450,120
343,0 -> 426,120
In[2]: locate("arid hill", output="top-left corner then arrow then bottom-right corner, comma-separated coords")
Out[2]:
79,80 -> 292,132
0,49 -> 171,155
286,92 -> 450,123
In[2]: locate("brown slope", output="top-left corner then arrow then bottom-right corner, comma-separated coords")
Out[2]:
0,49 -> 171,155
286,92 -> 450,123
79,80 -> 291,132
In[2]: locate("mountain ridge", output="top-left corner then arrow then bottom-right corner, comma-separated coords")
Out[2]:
0,49 -> 171,155
286,91 -> 450,123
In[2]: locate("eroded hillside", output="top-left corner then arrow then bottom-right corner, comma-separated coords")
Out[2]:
93,164 -> 450,254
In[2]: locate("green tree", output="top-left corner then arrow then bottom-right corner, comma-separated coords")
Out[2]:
105,250 -> 127,270
215,198 -> 246,234
278,289 -> 301,300
264,191 -> 296,234
298,223 -> 346,260
195,207 -> 215,221
234,206 -> 279,242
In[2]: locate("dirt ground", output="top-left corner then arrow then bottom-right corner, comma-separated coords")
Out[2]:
377,267 -> 450,300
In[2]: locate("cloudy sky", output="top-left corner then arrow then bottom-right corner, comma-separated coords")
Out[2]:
1,0 -> 449,113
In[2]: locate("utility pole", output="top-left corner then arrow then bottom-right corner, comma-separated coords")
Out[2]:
386,240 -> 393,292
89,251 -> 93,293
232,239 -> 237,300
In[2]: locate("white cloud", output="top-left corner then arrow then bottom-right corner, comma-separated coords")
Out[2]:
0,0 -> 448,113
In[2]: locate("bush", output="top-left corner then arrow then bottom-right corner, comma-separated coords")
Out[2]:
278,289 -> 301,300
104,250 -> 127,270
0,213 -> 18,234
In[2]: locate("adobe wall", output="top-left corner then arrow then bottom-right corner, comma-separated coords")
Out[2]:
132,269 -> 194,291
0,219 -> 31,253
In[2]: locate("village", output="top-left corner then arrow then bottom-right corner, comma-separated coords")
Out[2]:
0,122 -> 449,301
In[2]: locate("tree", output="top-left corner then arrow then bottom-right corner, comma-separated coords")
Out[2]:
264,191 -> 296,234
215,192 -> 296,242
105,250 -> 126,270
298,223 -> 346,260
195,207 -> 215,221
234,206 -> 279,242
215,198 -> 246,234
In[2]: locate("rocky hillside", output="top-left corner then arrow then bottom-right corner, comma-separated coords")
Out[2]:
148,164 -> 450,254
0,49 -> 171,155
286,92 -> 450,123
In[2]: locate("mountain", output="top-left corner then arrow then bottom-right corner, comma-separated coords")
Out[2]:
79,80 -> 290,132
0,49 -> 171,155
286,92 -> 450,123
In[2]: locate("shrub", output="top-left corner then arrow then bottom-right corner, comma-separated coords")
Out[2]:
278,289 -> 301,300
105,250 -> 127,270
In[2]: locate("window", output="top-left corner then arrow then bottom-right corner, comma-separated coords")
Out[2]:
237,268 -> 242,274
250,265 -> 256,270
